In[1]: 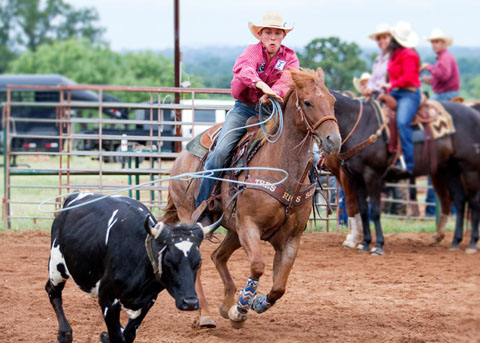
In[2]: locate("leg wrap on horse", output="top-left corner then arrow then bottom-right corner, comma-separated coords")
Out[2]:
237,277 -> 259,314
251,294 -> 275,314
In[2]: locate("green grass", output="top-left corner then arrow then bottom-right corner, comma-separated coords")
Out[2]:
1,155 -> 458,233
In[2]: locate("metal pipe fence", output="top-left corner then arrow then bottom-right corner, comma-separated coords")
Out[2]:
1,83 -> 435,230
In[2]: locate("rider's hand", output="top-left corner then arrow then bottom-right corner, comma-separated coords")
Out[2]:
421,75 -> 432,84
256,81 -> 283,104
420,63 -> 430,72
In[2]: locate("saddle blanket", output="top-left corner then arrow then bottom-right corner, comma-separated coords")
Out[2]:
411,100 -> 455,143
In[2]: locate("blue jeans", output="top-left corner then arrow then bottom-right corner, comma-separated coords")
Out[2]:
196,100 -> 258,208
431,91 -> 459,101
390,89 -> 421,173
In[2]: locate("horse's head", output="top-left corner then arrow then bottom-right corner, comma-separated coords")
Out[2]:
289,68 -> 341,154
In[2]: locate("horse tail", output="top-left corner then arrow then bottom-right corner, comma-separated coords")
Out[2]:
162,193 -> 179,225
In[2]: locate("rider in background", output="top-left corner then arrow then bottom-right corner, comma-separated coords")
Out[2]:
353,72 -> 371,98
194,11 -> 299,222
420,28 -> 460,216
363,24 -> 392,99
420,28 -> 460,101
382,21 -> 421,176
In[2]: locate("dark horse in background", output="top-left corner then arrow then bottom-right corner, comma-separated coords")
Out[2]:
163,68 -> 341,328
330,91 -> 480,255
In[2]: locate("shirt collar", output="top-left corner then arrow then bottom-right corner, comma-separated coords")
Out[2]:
261,43 -> 285,60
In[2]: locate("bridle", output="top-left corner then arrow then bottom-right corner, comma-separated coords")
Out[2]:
294,90 -> 338,150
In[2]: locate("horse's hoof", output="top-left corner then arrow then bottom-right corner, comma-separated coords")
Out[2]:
219,303 -> 230,319
465,247 -> 478,255
370,247 -> 385,256
199,315 -> 216,328
99,332 -> 109,343
449,245 -> 460,251
228,306 -> 247,329
57,331 -> 73,343
357,243 -> 369,252
433,233 -> 445,244
342,238 -> 357,249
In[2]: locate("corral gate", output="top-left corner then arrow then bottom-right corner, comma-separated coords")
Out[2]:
1,83 -> 340,230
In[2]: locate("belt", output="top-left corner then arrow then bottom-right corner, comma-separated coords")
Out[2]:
392,87 -> 418,92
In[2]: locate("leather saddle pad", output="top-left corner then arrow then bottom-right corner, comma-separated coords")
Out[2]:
186,117 -> 262,159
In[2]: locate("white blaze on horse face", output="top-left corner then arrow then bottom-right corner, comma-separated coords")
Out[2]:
175,241 -> 194,257
49,239 -> 71,286
105,209 -> 119,245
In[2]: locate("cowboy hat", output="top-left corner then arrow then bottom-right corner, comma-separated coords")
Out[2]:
353,72 -> 371,93
390,21 -> 419,48
248,11 -> 293,40
368,23 -> 391,40
425,28 -> 453,46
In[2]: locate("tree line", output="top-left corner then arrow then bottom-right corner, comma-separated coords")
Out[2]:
1,0 -> 479,101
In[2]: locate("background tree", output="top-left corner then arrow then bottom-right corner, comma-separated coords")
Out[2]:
0,0 -> 104,72
6,39 -> 205,103
298,37 -> 367,91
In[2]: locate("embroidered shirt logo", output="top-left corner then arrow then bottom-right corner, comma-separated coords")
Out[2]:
274,60 -> 287,71
257,62 -> 265,73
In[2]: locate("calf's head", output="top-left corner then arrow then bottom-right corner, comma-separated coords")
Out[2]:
145,215 -> 222,311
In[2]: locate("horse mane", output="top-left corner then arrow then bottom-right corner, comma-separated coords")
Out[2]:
289,68 -> 320,89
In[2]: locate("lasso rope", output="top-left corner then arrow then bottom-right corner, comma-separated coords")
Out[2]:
217,99 -> 283,147
38,166 -> 289,214
38,99 -> 286,214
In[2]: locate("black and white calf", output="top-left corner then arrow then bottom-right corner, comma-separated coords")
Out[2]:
45,193 -> 222,343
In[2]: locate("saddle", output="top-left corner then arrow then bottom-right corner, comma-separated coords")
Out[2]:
187,115 -> 316,221
186,116 -> 265,216
377,93 -> 455,173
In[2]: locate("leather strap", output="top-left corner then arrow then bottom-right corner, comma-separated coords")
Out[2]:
243,175 -> 316,207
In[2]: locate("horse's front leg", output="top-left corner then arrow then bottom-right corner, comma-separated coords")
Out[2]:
251,235 -> 301,314
369,181 -> 385,256
194,265 -> 216,328
340,171 -> 362,249
211,230 -> 241,319
353,182 -> 372,252
227,222 -> 264,329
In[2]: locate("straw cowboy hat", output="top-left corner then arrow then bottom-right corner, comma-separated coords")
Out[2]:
248,12 -> 294,40
390,21 -> 419,48
425,28 -> 453,46
353,72 -> 371,93
368,23 -> 391,40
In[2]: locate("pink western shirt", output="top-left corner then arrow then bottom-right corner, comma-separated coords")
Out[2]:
231,42 -> 299,104
427,49 -> 460,94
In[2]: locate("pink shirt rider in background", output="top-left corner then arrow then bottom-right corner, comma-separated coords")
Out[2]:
420,29 -> 460,101
194,11 -> 299,223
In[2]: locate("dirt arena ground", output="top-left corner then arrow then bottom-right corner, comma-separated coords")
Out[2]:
1,230 -> 479,343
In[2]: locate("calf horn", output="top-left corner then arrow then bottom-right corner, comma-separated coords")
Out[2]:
145,215 -> 165,239
199,214 -> 224,236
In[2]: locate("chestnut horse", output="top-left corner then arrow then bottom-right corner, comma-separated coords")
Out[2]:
329,92 -> 480,255
163,68 -> 341,328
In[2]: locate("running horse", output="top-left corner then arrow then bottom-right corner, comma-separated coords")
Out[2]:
329,92 -> 480,255
163,68 -> 341,328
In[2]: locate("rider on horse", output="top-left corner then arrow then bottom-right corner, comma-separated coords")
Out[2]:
194,11 -> 299,223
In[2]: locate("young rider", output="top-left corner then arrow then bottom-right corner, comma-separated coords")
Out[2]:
194,11 -> 299,223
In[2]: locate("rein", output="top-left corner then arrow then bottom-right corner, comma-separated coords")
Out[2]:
338,100 -> 388,161
341,101 -> 363,145
294,90 -> 338,151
